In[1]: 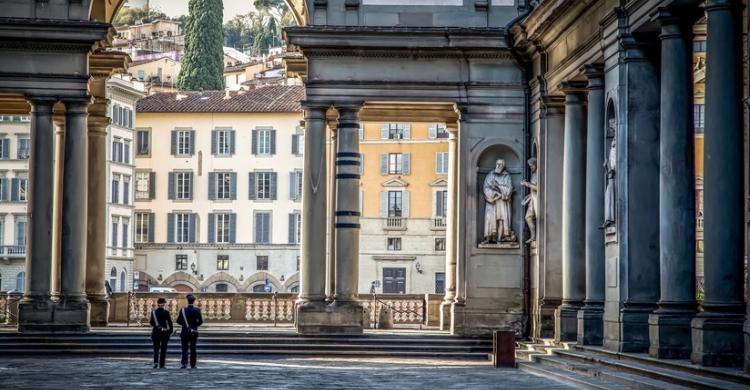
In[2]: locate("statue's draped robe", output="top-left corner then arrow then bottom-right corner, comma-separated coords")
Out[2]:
483,170 -> 513,241
604,140 -> 616,224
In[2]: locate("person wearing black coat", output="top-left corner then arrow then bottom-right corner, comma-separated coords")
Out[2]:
149,297 -> 173,368
176,294 -> 203,369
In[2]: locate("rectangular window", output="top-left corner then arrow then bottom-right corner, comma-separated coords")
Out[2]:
436,152 -> 449,174
693,40 -> 706,53
694,104 -> 705,134
175,254 -> 188,271
388,153 -> 403,174
175,213 -> 191,243
135,172 -> 150,200
256,255 -> 269,271
382,267 -> 406,294
215,213 -> 231,243
135,213 -> 150,243
137,130 -> 150,155
436,190 -> 448,218
258,129 -> 272,155
17,177 -> 28,202
177,130 -> 191,155
435,272 -> 446,294
111,220 -> 118,247
289,212 -> 301,244
435,124 -> 449,139
123,177 -> 130,205
387,237 -> 402,251
176,172 -> 192,200
217,130 -> 231,155
112,140 -> 123,163
15,217 -> 26,247
122,218 -> 129,248
17,138 -> 30,159
217,254 -> 229,270
123,140 -> 131,164
255,211 -> 271,244
435,237 -> 446,251
388,191 -> 403,217
387,123 -> 405,140
216,172 -> 232,200
111,177 -> 120,203
0,138 -> 7,159
256,172 -> 272,200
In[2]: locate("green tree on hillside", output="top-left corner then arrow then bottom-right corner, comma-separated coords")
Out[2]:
177,0 -> 225,91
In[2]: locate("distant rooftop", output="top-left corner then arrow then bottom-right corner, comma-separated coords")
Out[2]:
136,85 -> 304,113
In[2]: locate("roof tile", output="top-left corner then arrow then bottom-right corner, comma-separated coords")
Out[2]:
136,85 -> 304,113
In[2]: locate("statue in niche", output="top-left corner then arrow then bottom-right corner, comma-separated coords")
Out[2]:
481,158 -> 517,247
521,158 -> 538,244
603,118 -> 617,227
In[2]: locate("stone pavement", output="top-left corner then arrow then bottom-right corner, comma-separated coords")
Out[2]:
0,356 -> 576,389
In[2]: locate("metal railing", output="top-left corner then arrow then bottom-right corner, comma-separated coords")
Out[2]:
0,292 -> 22,324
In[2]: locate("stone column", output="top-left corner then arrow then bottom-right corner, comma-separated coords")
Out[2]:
17,97 -> 57,332
440,123 -> 459,330
86,114 -> 109,327
327,119 -> 337,300
296,104 -> 330,334
648,9 -> 697,359
297,105 -> 328,304
58,98 -> 91,332
332,105 -> 365,331
692,0 -> 745,367
51,114 -> 65,299
555,81 -> 587,342
578,65 -> 605,346
745,0 -> 750,374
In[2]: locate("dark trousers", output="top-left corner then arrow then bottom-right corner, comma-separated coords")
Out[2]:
180,334 -> 198,367
152,335 -> 169,367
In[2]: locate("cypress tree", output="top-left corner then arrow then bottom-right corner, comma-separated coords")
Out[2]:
177,0 -> 225,91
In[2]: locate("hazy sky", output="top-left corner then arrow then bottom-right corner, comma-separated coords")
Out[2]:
148,0 -> 255,22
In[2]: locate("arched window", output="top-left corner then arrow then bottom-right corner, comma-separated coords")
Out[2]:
289,284 -> 299,293
15,271 -> 25,292
120,270 -> 126,292
110,267 -> 117,292
252,284 -> 266,293
215,283 -> 228,293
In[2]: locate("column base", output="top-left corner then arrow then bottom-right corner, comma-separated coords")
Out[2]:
691,313 -> 744,367
88,294 -> 110,327
295,300 -> 363,335
555,303 -> 581,342
743,318 -> 750,373
648,310 -> 694,359
534,299 -> 560,340
439,300 -> 452,331
603,305 -> 654,353
577,305 -> 603,346
18,299 -> 90,333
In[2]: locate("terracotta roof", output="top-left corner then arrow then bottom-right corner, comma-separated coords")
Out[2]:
136,85 -> 304,113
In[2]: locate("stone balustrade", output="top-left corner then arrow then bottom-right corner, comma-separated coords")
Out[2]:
106,292 -> 433,327
0,292 -> 22,324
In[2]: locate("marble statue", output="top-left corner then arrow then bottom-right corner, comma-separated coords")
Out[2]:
604,119 -> 617,226
482,158 -> 517,245
521,158 -> 538,244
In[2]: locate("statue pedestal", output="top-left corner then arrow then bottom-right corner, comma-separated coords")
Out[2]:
296,300 -> 364,335
478,241 -> 520,249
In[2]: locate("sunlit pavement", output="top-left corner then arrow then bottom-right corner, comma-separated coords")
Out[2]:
0,356 -> 576,389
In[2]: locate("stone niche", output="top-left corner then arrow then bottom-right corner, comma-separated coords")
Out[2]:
475,143 -> 523,249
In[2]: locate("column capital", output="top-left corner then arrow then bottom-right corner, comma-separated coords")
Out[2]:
541,96 -> 565,116
705,0 -> 740,11
581,64 -> 604,90
62,97 -> 92,115
301,100 -> 331,112
27,97 -> 57,114
559,81 -> 588,95
335,103 -> 363,120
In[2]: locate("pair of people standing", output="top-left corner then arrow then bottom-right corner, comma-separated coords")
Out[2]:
150,294 -> 204,369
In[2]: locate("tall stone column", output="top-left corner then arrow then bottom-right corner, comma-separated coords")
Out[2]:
649,9 -> 697,359
326,119 -> 337,300
17,97 -> 57,332
58,98 -> 91,333
86,114 -> 109,327
440,123 -> 459,330
51,114 -> 65,299
745,0 -> 750,374
692,0 -> 745,367
555,81 -> 587,342
296,104 -> 331,334
578,65 -> 605,346
331,105 -> 365,332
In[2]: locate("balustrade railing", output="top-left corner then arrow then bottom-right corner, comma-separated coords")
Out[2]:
0,245 -> 26,256
431,218 -> 446,230
110,292 -> 426,327
383,217 -> 406,230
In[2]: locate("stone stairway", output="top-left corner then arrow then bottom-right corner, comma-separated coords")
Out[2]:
517,340 -> 750,390
0,328 -> 493,361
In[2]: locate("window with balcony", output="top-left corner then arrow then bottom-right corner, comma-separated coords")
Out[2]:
15,217 -> 26,247
388,191 -> 403,217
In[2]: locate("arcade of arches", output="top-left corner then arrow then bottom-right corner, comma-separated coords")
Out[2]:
1,0 -> 749,371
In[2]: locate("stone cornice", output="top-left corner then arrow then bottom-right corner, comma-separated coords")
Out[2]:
0,17 -> 112,51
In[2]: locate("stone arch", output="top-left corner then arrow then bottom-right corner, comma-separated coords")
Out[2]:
201,272 -> 242,292
282,272 -> 300,292
162,271 -> 201,291
240,272 -> 283,292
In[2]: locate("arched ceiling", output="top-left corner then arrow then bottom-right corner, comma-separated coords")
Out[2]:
283,0 -> 308,26
90,0 -> 128,24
